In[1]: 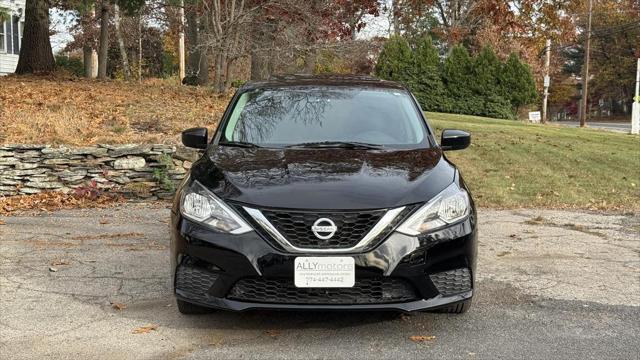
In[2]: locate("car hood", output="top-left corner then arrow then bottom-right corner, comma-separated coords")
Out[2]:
190,146 -> 455,210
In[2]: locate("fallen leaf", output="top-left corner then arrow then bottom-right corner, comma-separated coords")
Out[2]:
51,259 -> 70,266
265,329 -> 281,338
409,335 -> 436,342
132,324 -> 158,334
497,251 -> 511,257
99,220 -> 110,225
0,220 -> 5,225
48,267 -> 58,272
509,234 -> 517,238
111,302 -> 127,310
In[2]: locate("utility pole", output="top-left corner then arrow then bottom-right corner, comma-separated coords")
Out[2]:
542,39 -> 551,124
178,0 -> 186,83
580,0 -> 592,127
632,58 -> 639,135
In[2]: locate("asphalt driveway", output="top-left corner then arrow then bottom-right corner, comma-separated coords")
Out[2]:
0,204 -> 638,359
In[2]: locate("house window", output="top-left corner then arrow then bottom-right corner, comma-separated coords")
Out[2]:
4,19 -> 11,53
12,15 -> 19,54
0,20 -> 5,53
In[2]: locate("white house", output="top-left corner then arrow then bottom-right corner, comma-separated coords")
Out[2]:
0,0 -> 25,75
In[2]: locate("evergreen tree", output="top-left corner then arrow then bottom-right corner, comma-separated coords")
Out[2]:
442,45 -> 473,99
374,35 -> 413,83
408,35 -> 448,112
471,46 -> 501,97
499,53 -> 537,112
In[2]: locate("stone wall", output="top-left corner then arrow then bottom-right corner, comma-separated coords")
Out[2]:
0,144 -> 201,199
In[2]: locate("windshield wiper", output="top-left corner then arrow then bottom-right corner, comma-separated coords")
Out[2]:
285,141 -> 383,150
219,141 -> 262,148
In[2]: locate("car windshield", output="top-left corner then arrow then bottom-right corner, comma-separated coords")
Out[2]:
221,87 -> 429,148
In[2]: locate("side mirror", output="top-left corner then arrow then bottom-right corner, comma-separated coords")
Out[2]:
182,127 -> 208,149
441,129 -> 470,151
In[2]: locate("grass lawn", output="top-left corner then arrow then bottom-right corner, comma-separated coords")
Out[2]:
427,112 -> 640,211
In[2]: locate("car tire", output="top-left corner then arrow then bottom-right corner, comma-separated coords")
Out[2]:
435,299 -> 472,314
177,299 -> 213,314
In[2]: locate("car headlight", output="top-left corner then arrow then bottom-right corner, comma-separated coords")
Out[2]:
397,182 -> 470,236
180,180 -> 252,234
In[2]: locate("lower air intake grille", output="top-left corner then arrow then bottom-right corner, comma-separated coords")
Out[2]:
175,264 -> 219,301
228,277 -> 419,304
429,268 -> 472,296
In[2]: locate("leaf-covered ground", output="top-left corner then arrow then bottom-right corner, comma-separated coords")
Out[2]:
0,75 -> 231,145
428,112 -> 640,211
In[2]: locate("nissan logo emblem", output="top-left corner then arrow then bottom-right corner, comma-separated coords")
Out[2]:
311,218 -> 337,240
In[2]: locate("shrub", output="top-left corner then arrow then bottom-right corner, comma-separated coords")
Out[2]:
374,35 -> 414,83
55,55 -> 84,77
408,36 -> 448,112
499,53 -> 538,112
471,46 -> 501,97
375,37 -> 533,119
443,45 -> 473,99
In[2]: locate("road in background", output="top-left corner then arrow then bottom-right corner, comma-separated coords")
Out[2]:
1,204 -> 638,359
555,121 -> 631,133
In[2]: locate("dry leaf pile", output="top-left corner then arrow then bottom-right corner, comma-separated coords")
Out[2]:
0,191 -> 123,216
0,75 -> 231,145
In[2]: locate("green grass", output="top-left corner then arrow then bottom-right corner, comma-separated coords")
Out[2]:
426,112 -> 640,211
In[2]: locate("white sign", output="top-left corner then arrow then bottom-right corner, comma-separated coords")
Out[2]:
544,75 -> 551,88
294,257 -> 355,288
528,111 -> 542,123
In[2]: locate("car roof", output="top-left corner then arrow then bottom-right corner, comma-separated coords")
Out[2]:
240,74 -> 407,91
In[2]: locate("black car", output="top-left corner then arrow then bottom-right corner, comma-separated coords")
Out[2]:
171,75 -> 477,314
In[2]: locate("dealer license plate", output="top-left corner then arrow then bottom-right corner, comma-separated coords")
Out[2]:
294,257 -> 355,288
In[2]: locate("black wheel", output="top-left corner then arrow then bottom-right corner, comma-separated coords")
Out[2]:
434,299 -> 472,314
176,299 -> 213,314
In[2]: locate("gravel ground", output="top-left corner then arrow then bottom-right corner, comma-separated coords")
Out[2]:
0,203 -> 638,359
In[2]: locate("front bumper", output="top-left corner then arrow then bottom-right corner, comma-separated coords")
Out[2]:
170,210 -> 477,312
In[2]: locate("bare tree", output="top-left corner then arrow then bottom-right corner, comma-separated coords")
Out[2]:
114,3 -> 132,79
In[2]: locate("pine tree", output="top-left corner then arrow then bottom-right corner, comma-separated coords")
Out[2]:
499,53 -> 537,112
408,36 -> 448,112
471,46 -> 501,97
442,45 -> 473,99
374,35 -> 414,83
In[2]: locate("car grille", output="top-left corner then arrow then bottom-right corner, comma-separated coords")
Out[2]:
257,208 -> 386,249
175,263 -> 219,301
227,277 -> 419,304
429,268 -> 472,296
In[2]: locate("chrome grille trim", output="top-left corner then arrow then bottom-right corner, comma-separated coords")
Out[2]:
243,206 -> 406,254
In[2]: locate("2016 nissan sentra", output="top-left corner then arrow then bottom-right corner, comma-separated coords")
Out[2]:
171,74 -> 476,314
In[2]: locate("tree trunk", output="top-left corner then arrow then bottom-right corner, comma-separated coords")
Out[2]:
97,2 -> 110,79
250,50 -> 268,80
138,15 -> 142,82
214,53 -> 223,92
113,4 -> 131,80
15,0 -> 55,74
303,50 -> 316,74
224,57 -> 233,90
83,45 -> 98,78
185,10 -> 208,85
